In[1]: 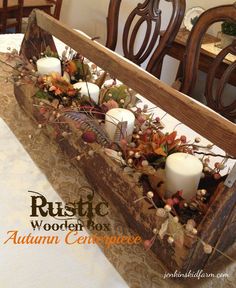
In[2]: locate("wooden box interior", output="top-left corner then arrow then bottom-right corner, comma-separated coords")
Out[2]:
14,10 -> 236,273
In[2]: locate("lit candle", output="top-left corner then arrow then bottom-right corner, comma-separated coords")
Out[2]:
165,152 -> 203,201
73,82 -> 100,104
36,57 -> 61,75
105,108 -> 135,141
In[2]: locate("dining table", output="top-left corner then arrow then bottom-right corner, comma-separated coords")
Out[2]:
161,28 -> 236,86
0,33 -> 235,288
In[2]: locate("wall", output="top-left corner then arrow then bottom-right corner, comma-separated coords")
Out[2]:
60,0 -> 176,82
60,0 -> 109,42
60,0 -> 234,98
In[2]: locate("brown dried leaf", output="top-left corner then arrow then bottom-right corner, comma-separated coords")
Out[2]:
104,148 -> 126,165
168,216 -> 185,248
159,219 -> 169,240
148,169 -> 166,198
95,71 -> 107,88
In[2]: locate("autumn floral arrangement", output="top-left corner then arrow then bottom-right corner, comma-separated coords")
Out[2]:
3,46 -> 235,262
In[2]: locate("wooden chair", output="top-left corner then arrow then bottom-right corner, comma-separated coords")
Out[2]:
106,0 -> 186,78
11,0 -> 63,19
179,4 -> 236,122
22,0 -> 63,19
0,0 -> 23,33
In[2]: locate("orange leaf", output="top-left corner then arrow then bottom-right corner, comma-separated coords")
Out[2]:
160,135 -> 167,145
168,139 -> 181,151
66,61 -> 77,75
166,131 -> 177,144
154,147 -> 167,157
152,133 -> 160,145
151,142 -> 157,151
136,143 -> 145,151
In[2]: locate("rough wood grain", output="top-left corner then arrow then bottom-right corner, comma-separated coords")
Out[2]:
20,10 -> 58,60
185,182 -> 236,271
33,10 -> 236,157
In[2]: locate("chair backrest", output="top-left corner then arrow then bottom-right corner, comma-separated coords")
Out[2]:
23,0 -> 63,19
0,0 -> 23,33
106,0 -> 186,78
49,0 -> 62,19
180,4 -> 236,121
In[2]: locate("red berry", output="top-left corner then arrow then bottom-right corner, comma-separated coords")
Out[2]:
166,198 -> 174,206
178,190 -> 183,197
214,162 -> 220,169
180,135 -> 187,143
213,173 -> 221,180
120,139 -> 127,146
146,128 -> 152,135
172,197 -> 179,205
39,107 -> 46,114
137,115 -> 146,124
82,131 -> 97,143
144,239 -> 152,250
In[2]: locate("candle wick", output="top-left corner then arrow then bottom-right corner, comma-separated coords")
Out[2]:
85,81 -> 91,101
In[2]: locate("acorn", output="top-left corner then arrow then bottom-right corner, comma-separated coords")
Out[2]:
82,131 -> 97,143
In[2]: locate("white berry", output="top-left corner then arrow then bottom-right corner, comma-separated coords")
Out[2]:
164,204 -> 172,212
167,236 -> 174,244
203,244 -> 213,254
147,191 -> 154,198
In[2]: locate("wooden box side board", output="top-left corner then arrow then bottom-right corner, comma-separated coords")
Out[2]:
15,10 -> 236,273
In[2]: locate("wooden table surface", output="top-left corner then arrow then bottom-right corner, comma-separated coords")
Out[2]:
163,28 -> 236,86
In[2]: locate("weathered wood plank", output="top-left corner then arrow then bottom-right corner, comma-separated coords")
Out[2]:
20,10 -> 57,60
185,181 -> 236,271
32,10 -> 236,157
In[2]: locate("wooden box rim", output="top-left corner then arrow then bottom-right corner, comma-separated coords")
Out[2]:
19,9 -> 236,157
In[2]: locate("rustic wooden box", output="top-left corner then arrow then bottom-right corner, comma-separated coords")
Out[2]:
14,10 -> 236,273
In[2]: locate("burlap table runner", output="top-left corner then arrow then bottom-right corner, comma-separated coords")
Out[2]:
0,53 -> 235,288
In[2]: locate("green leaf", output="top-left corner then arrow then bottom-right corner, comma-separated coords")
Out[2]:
35,90 -> 49,99
74,61 -> 92,81
44,46 -> 59,58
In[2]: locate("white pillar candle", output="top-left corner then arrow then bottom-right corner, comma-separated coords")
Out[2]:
36,57 -> 61,75
105,108 -> 135,141
73,82 -> 100,104
165,152 -> 203,201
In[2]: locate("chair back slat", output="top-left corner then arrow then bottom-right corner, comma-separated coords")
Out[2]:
180,4 -> 236,121
0,0 -> 23,33
106,0 -> 186,78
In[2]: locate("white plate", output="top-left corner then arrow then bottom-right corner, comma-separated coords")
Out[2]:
184,7 -> 205,31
